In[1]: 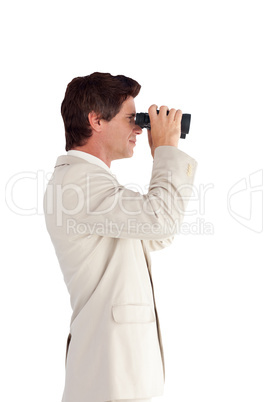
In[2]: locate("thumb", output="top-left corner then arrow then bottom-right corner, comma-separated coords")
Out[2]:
147,129 -> 153,147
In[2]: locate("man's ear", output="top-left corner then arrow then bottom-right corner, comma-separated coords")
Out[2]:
88,112 -> 102,132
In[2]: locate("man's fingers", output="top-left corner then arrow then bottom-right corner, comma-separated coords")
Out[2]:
158,105 -> 169,116
168,108 -> 177,120
148,104 -> 158,117
148,105 -> 182,126
174,109 -> 183,125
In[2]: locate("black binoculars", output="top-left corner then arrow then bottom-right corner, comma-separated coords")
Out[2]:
135,110 -> 191,139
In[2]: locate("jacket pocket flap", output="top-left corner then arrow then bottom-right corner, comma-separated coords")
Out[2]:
112,304 -> 156,324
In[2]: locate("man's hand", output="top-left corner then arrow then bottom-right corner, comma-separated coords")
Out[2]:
147,105 -> 182,156
147,129 -> 155,158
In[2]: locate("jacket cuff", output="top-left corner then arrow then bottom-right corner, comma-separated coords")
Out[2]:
153,145 -> 197,169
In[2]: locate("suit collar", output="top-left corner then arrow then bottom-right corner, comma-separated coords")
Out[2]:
67,150 -> 112,174
54,154 -> 116,178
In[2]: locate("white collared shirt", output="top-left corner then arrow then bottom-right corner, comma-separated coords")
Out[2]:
67,150 -> 113,175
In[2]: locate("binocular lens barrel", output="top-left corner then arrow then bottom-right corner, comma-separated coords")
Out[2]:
135,111 -> 191,139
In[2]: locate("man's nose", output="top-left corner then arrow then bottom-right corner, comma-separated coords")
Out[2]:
134,124 -> 143,135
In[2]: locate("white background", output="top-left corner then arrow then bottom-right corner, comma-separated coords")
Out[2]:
1,0 -> 267,401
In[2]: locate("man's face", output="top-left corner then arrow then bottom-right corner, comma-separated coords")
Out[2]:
101,96 -> 142,161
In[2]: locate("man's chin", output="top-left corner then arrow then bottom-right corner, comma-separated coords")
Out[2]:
112,151 -> 134,161
125,146 -> 135,158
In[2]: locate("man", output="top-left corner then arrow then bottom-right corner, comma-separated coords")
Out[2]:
44,72 -> 197,402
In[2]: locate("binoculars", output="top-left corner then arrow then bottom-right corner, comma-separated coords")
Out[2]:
135,110 -> 191,139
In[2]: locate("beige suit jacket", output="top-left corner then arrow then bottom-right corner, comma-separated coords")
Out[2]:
44,146 -> 197,402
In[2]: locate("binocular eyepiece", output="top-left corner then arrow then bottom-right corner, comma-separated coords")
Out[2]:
135,111 -> 191,139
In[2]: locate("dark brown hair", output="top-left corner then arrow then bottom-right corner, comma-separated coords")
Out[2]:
61,72 -> 141,151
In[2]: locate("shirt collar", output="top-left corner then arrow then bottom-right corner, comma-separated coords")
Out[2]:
67,150 -> 112,175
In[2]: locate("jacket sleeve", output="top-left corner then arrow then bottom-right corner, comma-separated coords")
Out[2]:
143,237 -> 175,252
54,146 -> 197,240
